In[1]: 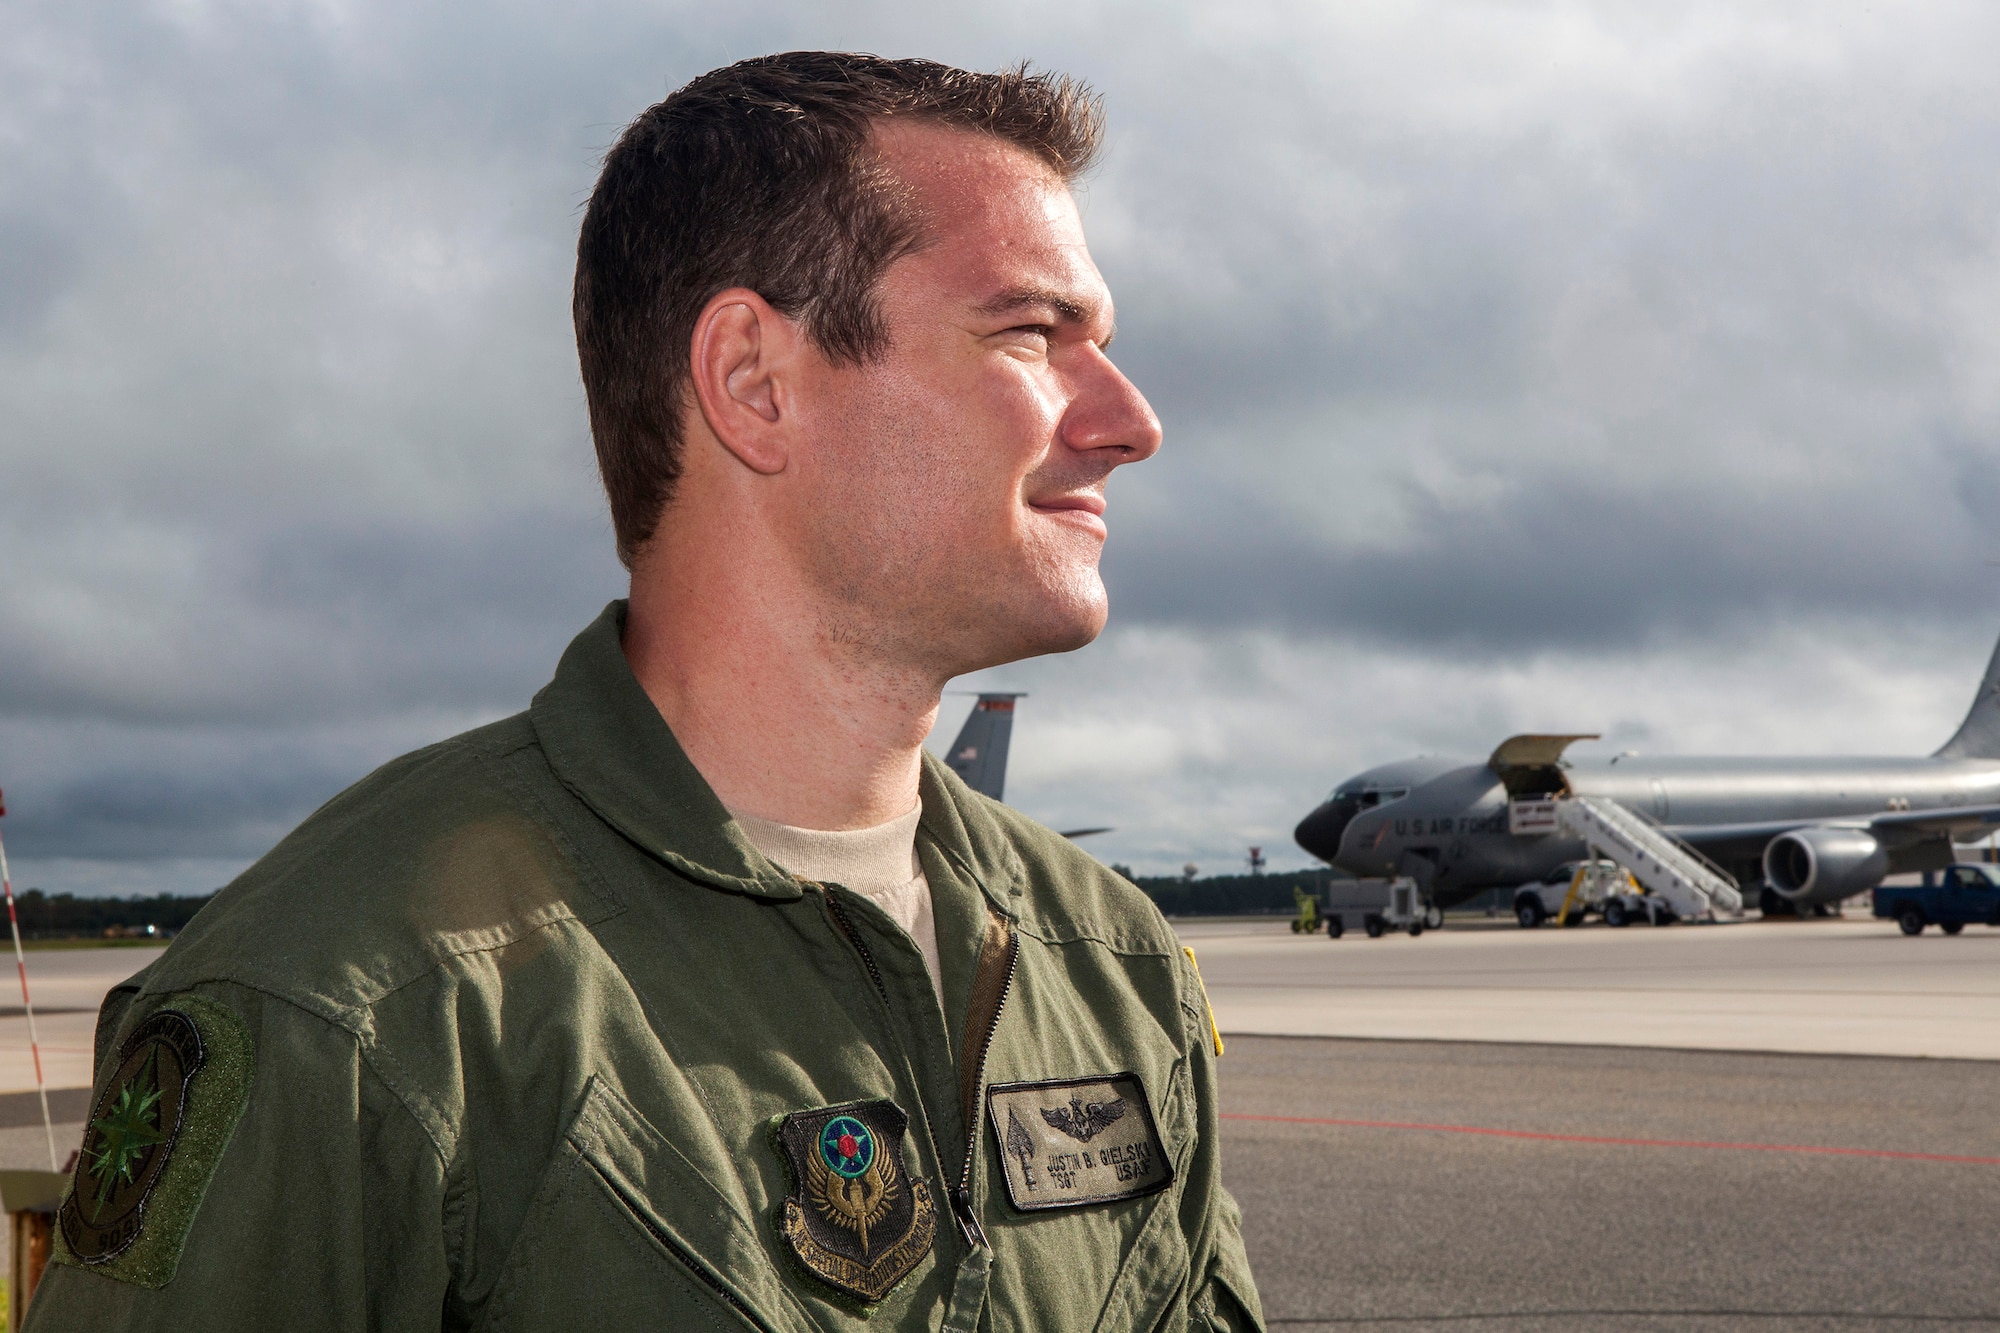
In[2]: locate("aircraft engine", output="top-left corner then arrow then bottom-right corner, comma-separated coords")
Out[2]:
1762,826 -> 1889,905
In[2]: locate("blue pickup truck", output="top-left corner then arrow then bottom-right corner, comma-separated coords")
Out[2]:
1874,863 -> 2000,935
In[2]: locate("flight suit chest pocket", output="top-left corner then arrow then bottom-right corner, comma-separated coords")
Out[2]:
480,1079 -> 822,1333
980,1062 -> 1196,1333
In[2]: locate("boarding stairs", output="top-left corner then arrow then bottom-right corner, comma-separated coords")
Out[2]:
1553,796 -> 1744,921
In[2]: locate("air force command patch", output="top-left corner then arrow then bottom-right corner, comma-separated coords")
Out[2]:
986,1073 -> 1173,1211
776,1099 -> 935,1302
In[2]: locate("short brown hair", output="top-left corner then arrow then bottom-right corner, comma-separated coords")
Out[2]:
574,52 -> 1104,565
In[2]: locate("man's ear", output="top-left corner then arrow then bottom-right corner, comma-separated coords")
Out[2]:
688,288 -> 799,475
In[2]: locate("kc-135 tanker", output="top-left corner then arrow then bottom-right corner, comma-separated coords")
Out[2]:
1296,628 -> 2000,916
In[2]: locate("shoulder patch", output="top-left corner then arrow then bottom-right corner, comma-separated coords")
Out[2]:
987,1073 -> 1173,1211
54,993 -> 254,1287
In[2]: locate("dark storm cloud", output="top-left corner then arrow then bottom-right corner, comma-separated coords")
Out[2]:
11,755 -> 346,862
0,213 -> 82,344
1074,27 -> 2000,655
1104,464 -> 1997,652
8,1 -> 2000,884
0,504 -> 619,726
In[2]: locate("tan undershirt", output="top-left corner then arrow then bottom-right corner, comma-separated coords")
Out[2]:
729,805 -> 942,1001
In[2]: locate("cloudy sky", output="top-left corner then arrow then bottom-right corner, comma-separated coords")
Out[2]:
7,0 -> 2000,894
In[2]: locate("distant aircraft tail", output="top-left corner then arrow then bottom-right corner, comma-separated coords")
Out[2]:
1935,630 -> 2000,759
944,694 -> 1023,801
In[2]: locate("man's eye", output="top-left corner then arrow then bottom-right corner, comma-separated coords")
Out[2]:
1007,326 -> 1053,346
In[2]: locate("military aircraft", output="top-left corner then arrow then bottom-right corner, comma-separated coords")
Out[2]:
944,693 -> 1025,800
1295,629 -> 2000,916
942,693 -> 1110,838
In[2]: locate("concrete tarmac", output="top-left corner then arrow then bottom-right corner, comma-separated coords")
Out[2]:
1222,1035 -> 2000,1330
0,946 -> 161,1097
0,948 -> 160,1173
1179,914 -> 2000,1059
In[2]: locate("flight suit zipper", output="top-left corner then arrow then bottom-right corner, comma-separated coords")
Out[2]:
951,910 -> 1018,1248
821,887 -> 890,1000
819,888 -> 1017,1250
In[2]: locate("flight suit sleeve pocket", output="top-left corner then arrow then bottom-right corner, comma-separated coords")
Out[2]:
1193,1269 -> 1264,1333
481,1078 -> 822,1333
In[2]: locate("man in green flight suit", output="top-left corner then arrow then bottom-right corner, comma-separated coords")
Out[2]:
27,52 -> 1264,1332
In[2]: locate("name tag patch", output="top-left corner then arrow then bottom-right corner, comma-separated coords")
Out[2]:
985,1073 -> 1173,1211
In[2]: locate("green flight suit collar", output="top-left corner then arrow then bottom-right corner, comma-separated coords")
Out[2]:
530,601 -> 1027,914
531,601 -> 799,901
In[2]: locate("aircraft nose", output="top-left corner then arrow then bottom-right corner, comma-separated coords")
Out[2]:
1295,801 -> 1353,863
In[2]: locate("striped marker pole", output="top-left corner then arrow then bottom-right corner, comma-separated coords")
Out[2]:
0,791 -> 57,1171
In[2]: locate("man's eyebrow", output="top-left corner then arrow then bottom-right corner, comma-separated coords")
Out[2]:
976,286 -> 1114,341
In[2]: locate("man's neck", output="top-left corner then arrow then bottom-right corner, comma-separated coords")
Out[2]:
621,556 -> 941,832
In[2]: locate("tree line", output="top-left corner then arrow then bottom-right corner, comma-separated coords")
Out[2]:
1119,870 -> 1344,918
9,890 -> 214,939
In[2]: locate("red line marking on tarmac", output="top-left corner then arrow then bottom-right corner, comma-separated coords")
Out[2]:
1221,1112 -> 2000,1166
0,1045 -> 91,1054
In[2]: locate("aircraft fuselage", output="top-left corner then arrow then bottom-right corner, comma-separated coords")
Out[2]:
1301,753 -> 2000,909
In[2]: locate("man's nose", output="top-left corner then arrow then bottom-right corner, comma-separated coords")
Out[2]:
1060,347 -> 1163,464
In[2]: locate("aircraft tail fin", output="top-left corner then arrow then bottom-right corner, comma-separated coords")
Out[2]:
944,694 -> 1024,801
1935,631 -> 2000,759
